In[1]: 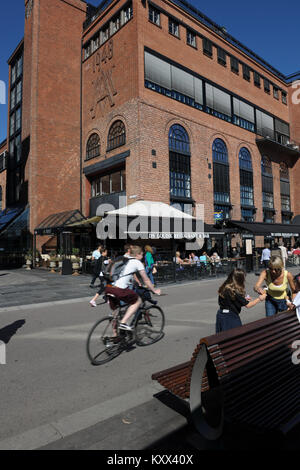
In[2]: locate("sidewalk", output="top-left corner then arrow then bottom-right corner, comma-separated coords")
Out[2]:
0,266 -> 299,310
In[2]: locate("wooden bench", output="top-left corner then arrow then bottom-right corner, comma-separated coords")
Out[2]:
152,310 -> 300,440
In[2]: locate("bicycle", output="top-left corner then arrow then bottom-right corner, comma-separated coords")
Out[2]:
86,287 -> 165,365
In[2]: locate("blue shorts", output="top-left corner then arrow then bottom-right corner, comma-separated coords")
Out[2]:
265,296 -> 287,317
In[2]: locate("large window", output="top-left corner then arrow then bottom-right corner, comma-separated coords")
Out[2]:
233,98 -> 255,132
280,162 -> 291,223
91,170 -> 126,197
107,120 -> 126,151
205,83 -> 231,122
239,148 -> 254,221
144,50 -> 288,139
86,133 -> 100,160
169,125 -> 191,201
261,156 -> 274,223
213,139 -> 230,219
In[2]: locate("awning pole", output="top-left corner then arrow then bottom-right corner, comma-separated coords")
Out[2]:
33,233 -> 36,269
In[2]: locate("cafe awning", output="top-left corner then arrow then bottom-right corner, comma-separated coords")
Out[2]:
34,210 -> 86,236
0,206 -> 24,234
66,216 -> 102,228
228,220 -> 300,237
96,201 -> 224,240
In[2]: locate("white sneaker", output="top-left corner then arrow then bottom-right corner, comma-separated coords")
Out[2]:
119,323 -> 133,331
90,300 -> 97,307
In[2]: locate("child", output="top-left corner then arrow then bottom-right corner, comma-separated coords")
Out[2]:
216,268 -> 266,333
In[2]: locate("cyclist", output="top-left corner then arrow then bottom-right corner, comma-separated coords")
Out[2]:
105,245 -> 161,331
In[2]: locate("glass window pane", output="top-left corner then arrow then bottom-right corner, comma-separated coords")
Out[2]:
111,172 -> 121,193
101,175 -> 110,195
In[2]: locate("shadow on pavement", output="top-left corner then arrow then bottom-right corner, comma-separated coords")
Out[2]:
146,390 -> 300,451
0,320 -> 26,344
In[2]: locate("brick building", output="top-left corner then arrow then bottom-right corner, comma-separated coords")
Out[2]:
1,0 -> 300,255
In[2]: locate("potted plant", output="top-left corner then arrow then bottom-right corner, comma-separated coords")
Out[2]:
49,251 -> 58,273
25,251 -> 33,270
35,249 -> 41,268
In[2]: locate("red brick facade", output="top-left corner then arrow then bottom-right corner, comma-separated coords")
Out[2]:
22,0 -> 86,248
2,0 -> 300,251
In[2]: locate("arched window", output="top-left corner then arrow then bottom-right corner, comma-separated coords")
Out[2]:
86,133 -> 100,160
212,138 -> 228,164
239,148 -> 254,222
169,124 -> 190,154
212,139 -> 230,220
169,124 -> 191,212
280,162 -> 291,224
239,147 -> 252,171
261,155 -> 272,175
107,120 -> 126,151
261,156 -> 274,223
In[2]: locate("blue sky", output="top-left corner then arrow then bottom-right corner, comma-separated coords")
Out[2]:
0,0 -> 299,143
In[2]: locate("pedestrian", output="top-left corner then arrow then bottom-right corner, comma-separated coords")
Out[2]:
279,242 -> 288,268
254,256 -> 297,317
144,245 -> 155,285
90,245 -> 103,288
260,243 -> 271,269
216,268 -> 266,333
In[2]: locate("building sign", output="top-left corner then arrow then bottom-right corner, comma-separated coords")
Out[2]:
271,233 -> 299,237
148,232 -> 209,239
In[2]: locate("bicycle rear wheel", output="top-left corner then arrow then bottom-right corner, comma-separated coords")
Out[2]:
86,317 -> 122,365
135,305 -> 165,346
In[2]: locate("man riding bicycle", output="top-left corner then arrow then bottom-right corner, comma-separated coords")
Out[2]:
105,245 -> 161,331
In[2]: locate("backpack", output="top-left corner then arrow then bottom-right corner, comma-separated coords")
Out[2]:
103,256 -> 135,284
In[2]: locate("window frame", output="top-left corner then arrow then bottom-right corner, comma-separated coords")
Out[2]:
168,17 -> 180,38
217,47 -> 226,66
107,120 -> 126,152
203,37 -> 213,57
230,56 -> 239,74
243,64 -> 251,81
149,5 -> 160,26
86,133 -> 101,160
186,29 -> 196,48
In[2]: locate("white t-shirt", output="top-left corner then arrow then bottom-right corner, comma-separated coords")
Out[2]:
114,258 -> 145,289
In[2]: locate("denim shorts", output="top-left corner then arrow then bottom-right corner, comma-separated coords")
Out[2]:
265,296 -> 287,317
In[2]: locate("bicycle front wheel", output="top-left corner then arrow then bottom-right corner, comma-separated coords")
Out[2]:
135,305 -> 165,346
86,317 -> 122,365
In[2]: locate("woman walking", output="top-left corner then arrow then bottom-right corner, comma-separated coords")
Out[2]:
216,268 -> 266,333
144,245 -> 155,285
254,256 -> 297,317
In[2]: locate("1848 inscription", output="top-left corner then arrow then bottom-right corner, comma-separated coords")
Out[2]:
90,40 -> 117,118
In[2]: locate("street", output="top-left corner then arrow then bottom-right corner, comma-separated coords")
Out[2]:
0,270 -> 299,450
